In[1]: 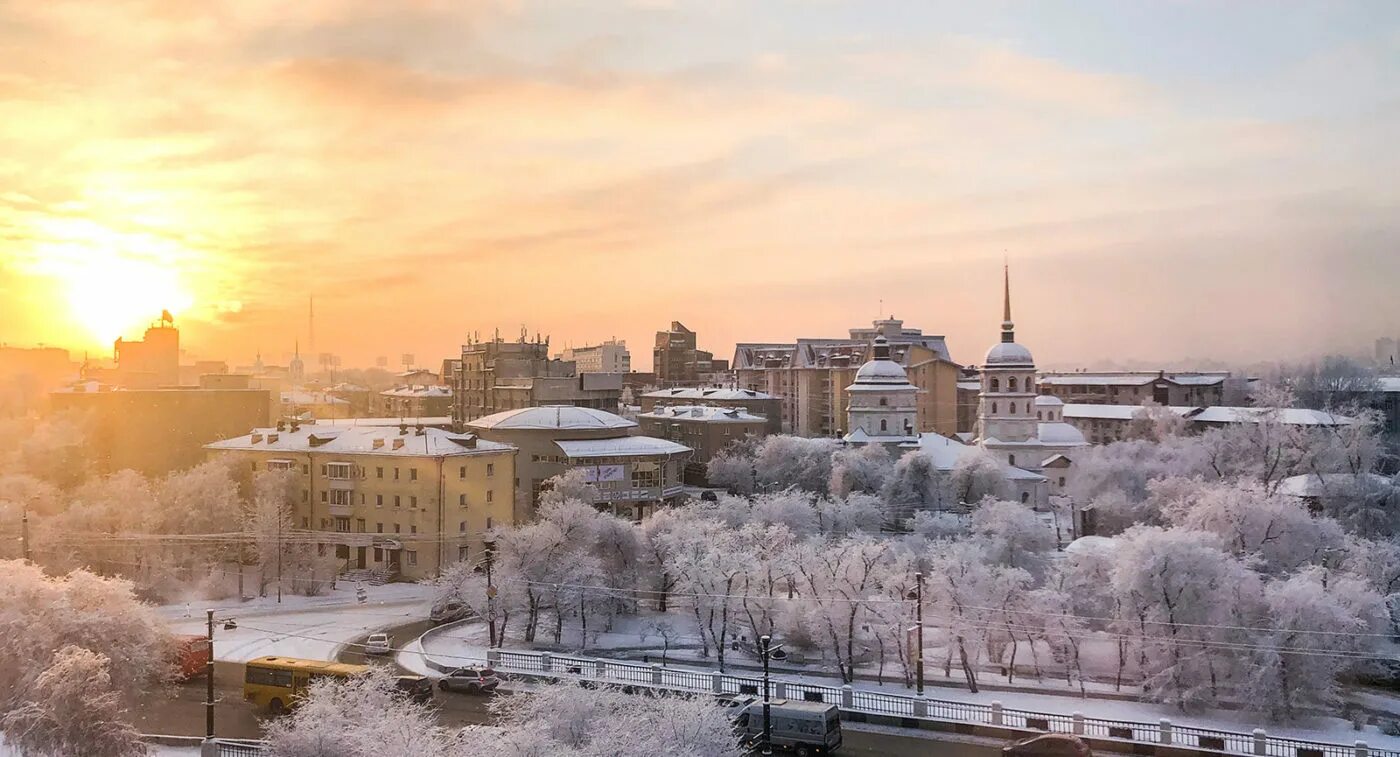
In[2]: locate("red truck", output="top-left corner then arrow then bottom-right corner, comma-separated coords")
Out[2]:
173,634 -> 211,681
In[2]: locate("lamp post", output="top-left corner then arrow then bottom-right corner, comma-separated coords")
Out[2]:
484,538 -> 497,648
760,634 -> 774,756
21,504 -> 30,562
915,572 -> 925,696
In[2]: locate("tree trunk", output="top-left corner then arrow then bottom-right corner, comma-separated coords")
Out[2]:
957,637 -> 979,693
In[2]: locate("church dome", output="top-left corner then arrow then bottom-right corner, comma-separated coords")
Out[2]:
1034,395 -> 1062,407
851,336 -> 914,386
985,341 -> 1034,366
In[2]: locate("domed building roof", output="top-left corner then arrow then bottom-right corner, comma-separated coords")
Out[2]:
1036,421 -> 1086,445
848,336 -> 916,391
467,405 -> 637,431
1034,395 -> 1063,407
985,341 -> 1034,366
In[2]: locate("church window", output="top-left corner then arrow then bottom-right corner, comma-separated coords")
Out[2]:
1010,403 -> 1017,414
879,397 -> 887,406
1037,411 -> 1043,420
990,378 -> 1000,391
1021,492 -> 1030,504
1009,376 -> 1018,391
1008,454 -> 1016,466
880,419 -> 888,432
991,402 -> 998,414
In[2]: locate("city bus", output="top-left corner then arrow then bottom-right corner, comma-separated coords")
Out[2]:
243,656 -> 370,714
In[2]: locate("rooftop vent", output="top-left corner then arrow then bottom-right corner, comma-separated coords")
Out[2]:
392,438 -> 405,450
372,439 -> 385,449
267,433 -> 279,444
251,433 -> 264,444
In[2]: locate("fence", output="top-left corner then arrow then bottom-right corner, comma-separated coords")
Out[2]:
480,648 -> 1395,757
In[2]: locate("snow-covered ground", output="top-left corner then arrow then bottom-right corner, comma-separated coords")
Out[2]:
164,582 -> 434,663
411,615 -> 1400,752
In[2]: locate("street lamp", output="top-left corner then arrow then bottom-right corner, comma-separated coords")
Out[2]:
483,538 -> 498,648
759,634 -> 784,756
907,572 -> 925,696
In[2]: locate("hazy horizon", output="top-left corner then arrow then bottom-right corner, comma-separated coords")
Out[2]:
2,1 -> 1397,371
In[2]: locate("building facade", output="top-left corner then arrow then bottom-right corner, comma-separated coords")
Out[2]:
1037,371 -> 1235,407
638,405 -> 768,483
466,406 -> 690,522
1061,403 -> 1360,445
376,385 -> 453,419
559,340 -> 631,374
113,316 -> 180,388
653,322 -> 727,387
206,423 -> 516,581
450,334 -> 623,425
733,317 -> 960,438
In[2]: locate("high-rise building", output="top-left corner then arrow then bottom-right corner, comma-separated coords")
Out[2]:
733,317 -> 960,437
113,314 -> 180,388
559,339 -> 631,374
653,322 -> 726,386
450,332 -> 622,425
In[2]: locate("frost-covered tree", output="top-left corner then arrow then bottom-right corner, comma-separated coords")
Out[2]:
882,450 -> 950,515
829,444 -> 893,499
791,535 -> 891,682
263,667 -> 455,757
970,499 -> 1054,575
1,645 -> 145,757
753,436 -> 836,494
705,436 -> 761,495
1124,402 -> 1189,442
813,493 -> 883,536
950,450 -> 1010,504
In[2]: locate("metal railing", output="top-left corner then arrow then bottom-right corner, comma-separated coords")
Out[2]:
479,648 -> 1396,757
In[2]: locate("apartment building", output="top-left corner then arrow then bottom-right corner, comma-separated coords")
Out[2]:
558,340 -> 631,374
733,317 -> 960,437
1037,371 -> 1236,407
638,405 -> 768,483
449,334 -> 623,425
653,322 -> 728,387
206,422 -> 516,581
637,387 -> 782,435
376,385 -> 453,418
1062,403 -> 1359,445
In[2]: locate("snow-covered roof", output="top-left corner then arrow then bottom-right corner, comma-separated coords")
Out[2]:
467,406 -> 637,431
904,433 -> 1046,481
642,387 -> 776,401
380,385 -> 452,398
280,391 -> 348,405
956,380 -> 981,392
640,405 -> 766,423
1379,377 -> 1400,393
316,417 -> 453,428
1036,422 -> 1086,445
1034,395 -> 1063,407
1038,372 -> 1229,387
1278,473 -> 1395,499
984,341 -> 1034,366
1062,404 -> 1195,421
207,425 -> 512,457
1064,535 -> 1119,558
852,358 -> 912,385
1188,406 -> 1357,427
554,436 -> 691,459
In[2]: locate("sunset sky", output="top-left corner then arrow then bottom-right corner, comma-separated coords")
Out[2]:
1,1 -> 1397,371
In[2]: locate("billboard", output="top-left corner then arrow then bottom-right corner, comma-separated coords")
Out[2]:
581,465 -> 626,483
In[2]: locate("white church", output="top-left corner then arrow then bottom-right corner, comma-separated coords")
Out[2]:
843,266 -> 1086,506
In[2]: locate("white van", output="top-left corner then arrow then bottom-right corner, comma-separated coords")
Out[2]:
732,698 -> 842,755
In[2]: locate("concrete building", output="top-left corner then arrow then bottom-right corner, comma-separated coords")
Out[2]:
279,390 -> 351,420
206,422 -> 515,581
450,334 -> 623,425
638,405 -> 768,483
559,340 -> 631,374
1061,403 -> 1360,445
113,315 -> 180,388
376,385 -> 453,419
1037,371 -> 1236,407
466,406 -> 690,522
733,317 -> 960,438
637,387 -> 782,435
50,384 -> 270,476
653,322 -> 727,387
327,383 -> 375,416
0,345 -> 76,417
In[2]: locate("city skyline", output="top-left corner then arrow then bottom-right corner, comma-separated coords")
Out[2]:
1,1 -> 1397,368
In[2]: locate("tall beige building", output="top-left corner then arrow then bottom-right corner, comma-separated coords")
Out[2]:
450,334 -> 622,425
733,317 -> 960,438
558,340 -> 631,374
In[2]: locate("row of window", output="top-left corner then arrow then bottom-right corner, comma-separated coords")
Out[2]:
260,460 -> 496,480
319,490 -> 496,508
987,375 -> 1035,392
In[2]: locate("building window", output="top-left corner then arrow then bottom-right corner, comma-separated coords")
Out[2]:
406,551 -> 417,567
320,518 -> 329,529
374,547 -> 383,562
320,464 -> 327,476
880,419 -> 888,432
302,464 -> 309,474
459,521 -> 466,533
333,517 -> 350,533
376,494 -> 384,507
251,461 -> 258,472
459,465 -> 466,479
394,495 -> 401,508
394,468 -> 400,480
320,491 -> 328,502
486,517 -> 494,530
411,525 -> 417,534
1058,477 -> 1066,487
394,523 -> 401,534
302,490 -> 308,503
991,402 -> 998,414
356,518 -> 366,533
1009,376 -> 1018,391
990,378 -> 1000,392
330,489 -> 351,506
1021,492 -> 1030,504
459,493 -> 467,507
410,496 -> 418,508
376,522 -> 383,533
458,545 -> 469,561
302,517 -> 309,528
1010,402 -> 1017,414
327,462 -> 352,480
486,463 -> 494,477
486,490 -> 494,503
879,397 -> 888,407
1037,411 -> 1043,420
376,467 -> 384,479
410,468 -> 418,481
1008,454 -> 1016,466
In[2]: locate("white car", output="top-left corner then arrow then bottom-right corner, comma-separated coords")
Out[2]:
364,633 -> 393,656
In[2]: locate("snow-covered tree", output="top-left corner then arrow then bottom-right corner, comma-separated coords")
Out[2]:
970,499 -> 1054,575
1,645 -> 145,757
753,436 -> 836,494
263,667 -> 456,757
829,444 -> 893,499
705,436 -> 761,495
1124,402 -> 1189,442
882,450 -> 950,515
950,450 -> 1009,504
790,535 -> 891,682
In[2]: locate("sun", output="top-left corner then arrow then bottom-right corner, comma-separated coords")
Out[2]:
24,218 -> 197,347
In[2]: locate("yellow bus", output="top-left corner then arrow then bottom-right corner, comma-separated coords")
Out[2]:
243,656 -> 369,714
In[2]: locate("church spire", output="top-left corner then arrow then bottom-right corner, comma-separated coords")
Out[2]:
1001,262 -> 1015,343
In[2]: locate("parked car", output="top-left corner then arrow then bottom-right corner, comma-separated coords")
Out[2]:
393,675 -> 434,705
438,666 -> 501,695
364,633 -> 393,656
429,600 -> 471,625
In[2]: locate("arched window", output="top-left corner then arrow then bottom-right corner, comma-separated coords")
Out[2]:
1010,402 -> 1017,414
879,397 -> 888,406
1009,376 -> 1018,391
1026,375 -> 1034,389
991,402 -> 998,414
990,377 -> 1000,392
1021,492 -> 1030,504
1008,454 -> 1016,466
1037,411 -> 1043,420
880,419 -> 888,432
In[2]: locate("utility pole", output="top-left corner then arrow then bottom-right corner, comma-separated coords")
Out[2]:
760,634 -> 775,756
205,609 -> 215,739
21,505 -> 30,562
276,513 -> 283,604
484,539 -> 497,648
915,571 -> 925,696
